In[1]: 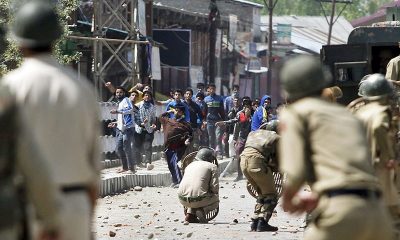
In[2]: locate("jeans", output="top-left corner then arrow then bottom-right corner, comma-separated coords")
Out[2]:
115,128 -> 135,170
165,147 -> 185,184
207,123 -> 224,154
136,131 -> 155,164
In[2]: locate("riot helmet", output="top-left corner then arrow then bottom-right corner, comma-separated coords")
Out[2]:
259,120 -> 279,132
11,1 -> 62,48
358,74 -> 393,100
195,148 -> 216,163
280,56 -> 332,101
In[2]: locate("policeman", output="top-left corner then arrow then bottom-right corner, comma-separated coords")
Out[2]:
355,74 -> 400,219
178,148 -> 219,223
4,2 -> 101,240
240,120 -> 280,232
0,66 -> 62,239
279,56 -> 392,240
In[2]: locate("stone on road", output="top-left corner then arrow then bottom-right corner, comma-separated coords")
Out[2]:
94,179 -> 304,239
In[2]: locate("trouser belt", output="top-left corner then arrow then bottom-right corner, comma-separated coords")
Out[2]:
179,195 -> 206,203
62,185 -> 87,193
325,189 -> 381,199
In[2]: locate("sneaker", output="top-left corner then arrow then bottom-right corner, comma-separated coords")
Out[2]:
170,183 -> 179,188
117,168 -> 128,173
129,168 -> 136,174
146,163 -> 154,170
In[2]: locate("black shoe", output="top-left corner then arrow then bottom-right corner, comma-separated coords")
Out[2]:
250,218 -> 258,231
256,218 -> 278,232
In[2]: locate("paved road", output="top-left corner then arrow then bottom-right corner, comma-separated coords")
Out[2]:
93,177 -> 305,240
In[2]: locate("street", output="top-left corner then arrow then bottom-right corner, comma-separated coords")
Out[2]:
94,177 -> 305,240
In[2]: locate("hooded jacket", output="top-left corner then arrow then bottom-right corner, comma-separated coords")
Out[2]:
251,95 -> 271,131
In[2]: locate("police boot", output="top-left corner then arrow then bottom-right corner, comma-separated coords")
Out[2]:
250,218 -> 258,231
256,218 -> 278,232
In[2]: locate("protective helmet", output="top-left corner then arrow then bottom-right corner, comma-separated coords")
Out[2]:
358,73 -> 393,100
357,74 -> 371,97
280,56 -> 332,101
11,1 -> 62,48
195,148 -> 216,163
259,120 -> 279,132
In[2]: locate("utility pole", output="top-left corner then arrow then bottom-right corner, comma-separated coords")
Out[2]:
208,0 -> 219,84
327,0 -> 336,45
263,0 -> 278,94
317,0 -> 352,45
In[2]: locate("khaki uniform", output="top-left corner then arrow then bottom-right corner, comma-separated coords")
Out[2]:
178,161 -> 219,213
386,55 -> 400,82
240,130 -> 279,220
279,97 -> 392,240
0,84 -> 62,239
356,102 -> 399,208
3,54 -> 101,240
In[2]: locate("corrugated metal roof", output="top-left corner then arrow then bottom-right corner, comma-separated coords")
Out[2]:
232,0 -> 264,8
351,0 -> 400,27
260,15 -> 354,53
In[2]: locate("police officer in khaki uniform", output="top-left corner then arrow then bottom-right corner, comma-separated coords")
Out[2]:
355,74 -> 400,219
178,148 -> 219,223
4,2 -> 101,239
240,120 -> 280,232
279,56 -> 392,240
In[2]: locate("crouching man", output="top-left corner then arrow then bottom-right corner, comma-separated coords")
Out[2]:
178,148 -> 219,223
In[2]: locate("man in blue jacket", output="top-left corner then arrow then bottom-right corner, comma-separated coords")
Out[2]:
251,95 -> 272,131
166,89 -> 191,123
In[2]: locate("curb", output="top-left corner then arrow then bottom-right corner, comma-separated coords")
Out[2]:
99,159 -> 230,197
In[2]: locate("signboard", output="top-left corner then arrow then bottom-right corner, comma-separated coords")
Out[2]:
151,46 -> 161,80
277,23 -> 292,45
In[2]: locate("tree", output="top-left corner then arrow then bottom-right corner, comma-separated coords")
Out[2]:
0,0 -> 81,77
251,0 -> 393,21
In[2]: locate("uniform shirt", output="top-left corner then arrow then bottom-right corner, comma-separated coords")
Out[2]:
178,160 -> 219,197
355,101 -> 395,167
0,85 -> 61,231
279,97 -> 380,194
386,55 -> 400,81
245,129 -> 279,158
3,53 -> 101,187
204,94 -> 224,122
116,97 -> 134,131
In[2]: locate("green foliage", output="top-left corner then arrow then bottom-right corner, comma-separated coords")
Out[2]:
252,0 -> 393,21
0,0 -> 82,76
